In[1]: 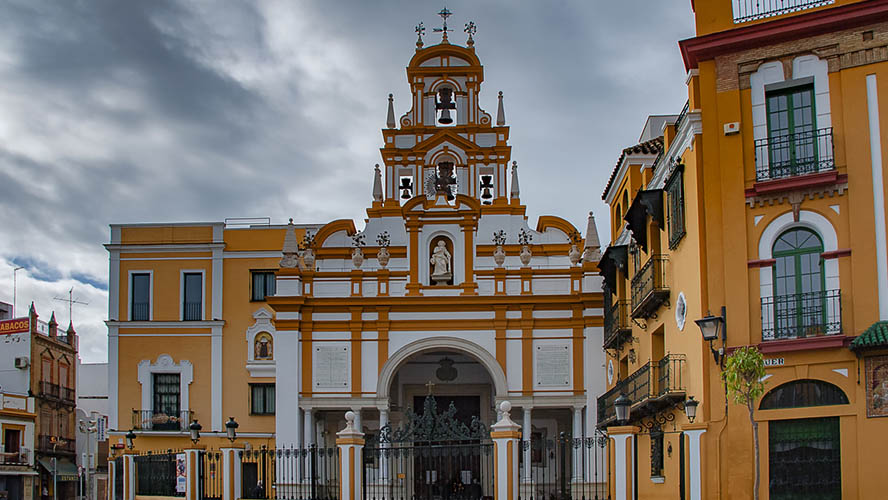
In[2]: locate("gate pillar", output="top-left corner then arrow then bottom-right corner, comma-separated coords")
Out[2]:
220,447 -> 243,500
107,458 -> 116,500
185,447 -> 204,500
121,452 -> 135,500
336,411 -> 365,500
491,401 -> 520,500
608,426 -> 636,500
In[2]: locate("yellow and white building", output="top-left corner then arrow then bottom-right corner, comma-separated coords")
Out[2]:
105,25 -> 607,476
599,0 -> 888,498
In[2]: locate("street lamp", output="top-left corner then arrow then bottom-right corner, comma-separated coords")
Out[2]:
189,420 -> 202,444
50,437 -> 67,500
683,396 -> 700,424
125,429 -> 137,450
695,306 -> 726,365
79,419 -> 98,500
225,417 -> 239,443
614,394 -> 631,424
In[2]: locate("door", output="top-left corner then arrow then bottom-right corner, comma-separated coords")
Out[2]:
152,373 -> 181,430
769,417 -> 840,500
772,228 -> 824,338
766,85 -> 817,177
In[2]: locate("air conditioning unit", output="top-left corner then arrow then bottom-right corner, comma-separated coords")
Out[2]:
14,356 -> 29,369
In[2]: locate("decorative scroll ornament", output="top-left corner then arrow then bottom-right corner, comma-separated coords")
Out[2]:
367,396 -> 490,445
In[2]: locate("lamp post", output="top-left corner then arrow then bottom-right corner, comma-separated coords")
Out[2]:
79,419 -> 98,500
50,437 -> 66,500
695,306 -> 727,366
125,429 -> 136,450
225,417 -> 239,443
189,420 -> 202,444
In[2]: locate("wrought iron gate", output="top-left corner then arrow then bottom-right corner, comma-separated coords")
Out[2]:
240,445 -> 340,500
199,450 -> 223,500
363,397 -> 494,500
518,431 -> 609,500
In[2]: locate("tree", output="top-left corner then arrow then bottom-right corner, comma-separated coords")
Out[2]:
723,346 -> 767,500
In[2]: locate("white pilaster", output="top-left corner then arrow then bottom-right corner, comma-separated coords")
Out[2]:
610,432 -> 633,500
685,429 -> 707,500
867,74 -> 888,319
108,326 -> 119,429
211,326 -> 223,431
303,409 -> 314,482
122,453 -> 135,500
572,407 -> 583,481
522,407 -> 532,483
275,331 -> 301,447
185,449 -> 201,500
221,448 -> 242,500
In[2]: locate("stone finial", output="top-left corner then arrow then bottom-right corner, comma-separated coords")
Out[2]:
336,410 -> 364,440
491,400 -> 520,432
372,164 -> 384,202
496,91 -> 505,126
510,161 -> 520,199
48,312 -> 58,337
280,219 -> 300,269
386,94 -> 396,129
66,320 -> 75,335
582,211 -> 602,262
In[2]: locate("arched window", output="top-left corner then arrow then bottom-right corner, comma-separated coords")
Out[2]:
759,379 -> 848,410
769,228 -> 826,339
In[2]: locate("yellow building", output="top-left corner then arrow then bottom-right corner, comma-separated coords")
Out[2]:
599,0 -> 888,498
106,14 -> 609,499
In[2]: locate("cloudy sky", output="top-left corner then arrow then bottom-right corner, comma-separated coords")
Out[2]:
0,1 -> 695,363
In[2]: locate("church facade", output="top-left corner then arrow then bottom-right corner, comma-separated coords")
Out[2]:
105,20 -> 606,487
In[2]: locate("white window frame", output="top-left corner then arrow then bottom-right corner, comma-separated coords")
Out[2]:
137,354 -> 193,431
127,270 -> 153,321
180,269 -> 206,321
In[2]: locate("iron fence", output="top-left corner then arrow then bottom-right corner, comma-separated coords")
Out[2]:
603,300 -> 630,350
134,450 -> 185,497
200,450 -> 223,500
656,354 -> 686,397
132,409 -> 193,431
518,432 -> 609,500
733,0 -> 834,23
761,289 -> 842,341
755,127 -> 835,181
114,456 -> 123,500
240,445 -> 340,500
630,255 -> 669,318
184,301 -> 202,321
132,302 -> 150,321
363,441 -> 494,500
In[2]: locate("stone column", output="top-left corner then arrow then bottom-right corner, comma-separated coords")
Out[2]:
336,412 -> 365,500
608,426 -> 636,500
522,407 -> 532,483
184,448 -> 203,500
379,407 -> 390,482
352,409 -> 362,433
491,401 -> 520,500
220,447 -> 242,500
303,409 -> 314,482
572,407 -> 583,482
683,424 -> 708,500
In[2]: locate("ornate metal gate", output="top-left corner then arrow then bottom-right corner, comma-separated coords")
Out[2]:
363,397 -> 494,500
518,431 -> 609,500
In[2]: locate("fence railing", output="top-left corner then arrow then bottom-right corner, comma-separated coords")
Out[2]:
184,301 -> 202,321
518,432 -> 609,500
135,450 -> 185,497
733,0 -> 834,23
132,302 -> 150,321
40,381 -> 59,399
761,289 -> 842,341
597,355 -> 686,427
603,300 -> 631,350
199,450 -> 223,500
132,409 -> 193,431
239,445 -> 340,500
755,127 -> 835,182
674,100 -> 690,131
0,447 -> 30,464
630,255 -> 669,318
60,386 -> 76,404
37,434 -> 75,454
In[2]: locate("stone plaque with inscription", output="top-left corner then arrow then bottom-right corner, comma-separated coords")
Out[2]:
314,345 -> 349,388
536,344 -> 571,386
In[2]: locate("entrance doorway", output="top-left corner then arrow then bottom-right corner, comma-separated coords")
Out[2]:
768,416 -> 840,499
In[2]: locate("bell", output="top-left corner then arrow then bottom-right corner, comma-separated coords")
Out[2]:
401,188 -> 412,199
436,87 -> 456,125
438,107 -> 453,124
399,178 -> 413,199
481,187 -> 492,200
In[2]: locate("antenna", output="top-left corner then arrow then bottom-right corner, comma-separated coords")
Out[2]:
53,287 -> 89,326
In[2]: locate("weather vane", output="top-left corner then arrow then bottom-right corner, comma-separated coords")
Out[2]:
433,7 -> 453,43
415,21 -> 425,49
464,21 -> 476,47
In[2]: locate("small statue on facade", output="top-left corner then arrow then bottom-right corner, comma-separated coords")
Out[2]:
430,240 -> 452,284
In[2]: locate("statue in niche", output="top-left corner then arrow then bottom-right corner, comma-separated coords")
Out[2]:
430,240 -> 453,285
254,333 -> 273,360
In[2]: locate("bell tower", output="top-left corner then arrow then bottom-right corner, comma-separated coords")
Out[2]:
378,9 -> 513,209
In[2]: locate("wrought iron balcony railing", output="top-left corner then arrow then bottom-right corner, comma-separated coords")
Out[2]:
37,435 -> 75,454
132,302 -> 149,321
132,409 -> 193,431
60,386 -> 76,404
631,255 -> 669,318
183,301 -> 202,321
733,0 -> 834,24
597,354 -> 686,427
755,127 -> 835,182
761,289 -> 842,341
603,300 -> 632,350
39,381 -> 59,399
0,447 -> 30,464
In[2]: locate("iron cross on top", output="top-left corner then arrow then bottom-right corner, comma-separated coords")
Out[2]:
433,7 -> 453,42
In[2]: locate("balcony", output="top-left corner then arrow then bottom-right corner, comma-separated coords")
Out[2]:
631,255 -> 669,319
597,355 -> 686,428
133,409 -> 193,431
37,435 -> 75,454
0,447 -> 30,465
603,300 -> 632,350
755,128 -> 835,182
761,290 -> 842,341
60,386 -> 76,404
733,0 -> 835,24
39,381 -> 59,400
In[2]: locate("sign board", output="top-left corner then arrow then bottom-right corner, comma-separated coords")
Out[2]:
535,344 -> 571,387
97,416 -> 107,442
0,317 -> 29,335
764,358 -> 785,367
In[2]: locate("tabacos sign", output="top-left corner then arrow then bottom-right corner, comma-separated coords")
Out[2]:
0,317 -> 29,335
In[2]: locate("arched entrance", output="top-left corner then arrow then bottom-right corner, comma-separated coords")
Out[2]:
365,339 -> 503,500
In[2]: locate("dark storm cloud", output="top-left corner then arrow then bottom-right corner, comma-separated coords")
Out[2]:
0,0 -> 695,361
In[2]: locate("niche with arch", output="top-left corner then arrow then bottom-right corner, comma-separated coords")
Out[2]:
429,235 -> 455,286
245,308 -> 276,377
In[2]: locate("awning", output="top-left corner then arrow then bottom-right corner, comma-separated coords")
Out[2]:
0,468 -> 39,476
37,458 -> 79,481
599,244 -> 628,292
623,189 -> 664,252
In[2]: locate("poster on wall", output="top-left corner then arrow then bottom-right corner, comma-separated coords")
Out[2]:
865,355 -> 888,418
176,453 -> 187,493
